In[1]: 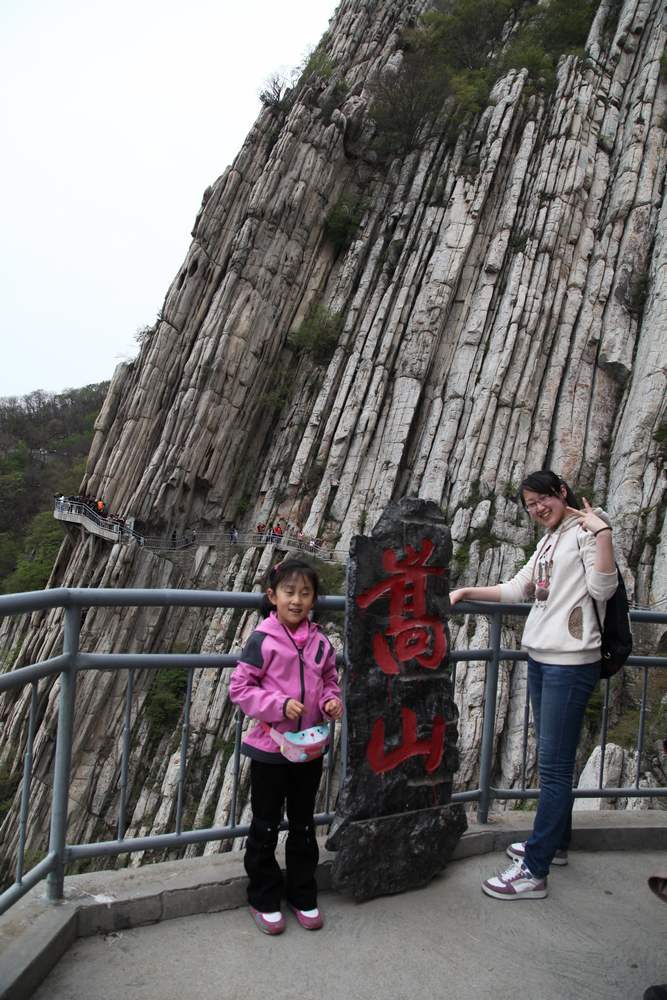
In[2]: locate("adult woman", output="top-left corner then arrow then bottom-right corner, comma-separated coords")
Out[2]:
450,470 -> 618,900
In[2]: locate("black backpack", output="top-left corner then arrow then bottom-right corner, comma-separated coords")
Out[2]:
590,567 -> 633,679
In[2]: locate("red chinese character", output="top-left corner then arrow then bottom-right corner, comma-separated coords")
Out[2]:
366,707 -> 446,775
357,538 -> 446,674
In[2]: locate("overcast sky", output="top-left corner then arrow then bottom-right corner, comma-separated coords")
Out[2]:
1,0 -> 338,398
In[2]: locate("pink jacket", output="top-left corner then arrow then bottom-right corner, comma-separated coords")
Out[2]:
229,612 -> 341,761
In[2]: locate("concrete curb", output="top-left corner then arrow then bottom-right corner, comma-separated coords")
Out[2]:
2,810 -> 666,1000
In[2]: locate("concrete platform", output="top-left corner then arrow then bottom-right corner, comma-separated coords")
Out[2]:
2,811 -> 666,1000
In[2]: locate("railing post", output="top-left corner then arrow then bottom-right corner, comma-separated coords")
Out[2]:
477,612 -> 501,824
46,605 -> 79,902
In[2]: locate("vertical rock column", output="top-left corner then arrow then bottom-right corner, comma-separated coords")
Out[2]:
327,497 -> 466,900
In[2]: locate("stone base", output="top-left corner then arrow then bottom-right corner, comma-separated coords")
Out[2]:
327,803 -> 467,901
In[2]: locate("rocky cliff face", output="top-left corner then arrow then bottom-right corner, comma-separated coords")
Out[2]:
1,0 -> 666,874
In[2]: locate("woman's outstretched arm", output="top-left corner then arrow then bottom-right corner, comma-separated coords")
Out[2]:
449,585 -> 502,605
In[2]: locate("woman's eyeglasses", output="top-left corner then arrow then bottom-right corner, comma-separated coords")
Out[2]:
524,494 -> 554,513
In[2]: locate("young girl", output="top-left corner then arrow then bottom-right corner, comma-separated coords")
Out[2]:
230,559 -> 343,934
449,470 -> 618,900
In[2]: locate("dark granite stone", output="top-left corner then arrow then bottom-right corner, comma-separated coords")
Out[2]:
326,497 -> 466,899
329,803 -> 468,901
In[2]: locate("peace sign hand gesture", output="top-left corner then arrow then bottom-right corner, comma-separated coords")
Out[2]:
565,497 -> 608,535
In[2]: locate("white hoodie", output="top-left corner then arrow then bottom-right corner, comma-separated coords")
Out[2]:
499,512 -> 618,665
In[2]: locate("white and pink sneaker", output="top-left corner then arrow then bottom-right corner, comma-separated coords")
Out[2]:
482,859 -> 548,900
249,907 -> 286,934
289,904 -> 324,930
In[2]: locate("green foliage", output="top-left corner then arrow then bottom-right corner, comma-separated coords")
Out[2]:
1,512 -> 64,594
302,46 -> 335,81
260,384 -> 292,415
509,231 -> 530,253
653,419 -> 667,461
319,78 -> 350,119
370,0 -> 604,158
236,493 -> 252,518
20,848 -> 47,872
501,37 -> 556,89
323,194 -> 366,255
0,533 -> 19,578
0,384 -> 108,453
313,558 -> 346,628
502,481 -> 520,499
449,69 -> 493,118
527,0 -> 598,55
627,271 -> 650,316
468,479 -> 482,506
600,669 -> 667,756
420,0 -> 519,72
369,49 -> 450,156
501,0 -> 600,88
303,463 -> 325,493
288,305 -> 344,366
452,519 -> 501,577
453,540 -> 471,573
0,382 -> 107,591
471,526 -> 501,554
0,765 -> 20,824
511,797 -> 538,811
144,668 -> 189,740
316,560 -> 346,597
584,683 -> 604,728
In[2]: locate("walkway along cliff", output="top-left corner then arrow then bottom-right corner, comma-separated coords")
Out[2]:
0,0 -> 666,881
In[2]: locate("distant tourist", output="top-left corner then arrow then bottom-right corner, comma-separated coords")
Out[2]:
450,470 -> 618,901
229,560 -> 343,935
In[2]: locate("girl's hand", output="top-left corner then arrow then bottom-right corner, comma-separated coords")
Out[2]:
449,588 -> 467,606
566,498 -> 608,535
324,698 -> 343,720
285,699 -> 304,721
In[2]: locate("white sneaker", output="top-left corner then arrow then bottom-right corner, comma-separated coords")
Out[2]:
482,859 -> 548,900
506,841 -> 568,866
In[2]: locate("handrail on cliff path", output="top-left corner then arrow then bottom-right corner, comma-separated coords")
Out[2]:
0,587 -> 666,917
53,498 -> 345,561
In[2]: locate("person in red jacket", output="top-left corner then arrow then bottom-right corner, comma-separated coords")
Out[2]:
230,559 -> 342,935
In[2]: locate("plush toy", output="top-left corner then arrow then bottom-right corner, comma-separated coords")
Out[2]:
261,722 -> 330,762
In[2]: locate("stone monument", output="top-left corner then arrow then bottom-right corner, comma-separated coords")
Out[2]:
326,497 -> 466,900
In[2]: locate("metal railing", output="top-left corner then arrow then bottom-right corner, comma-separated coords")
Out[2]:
53,499 -> 344,560
0,588 -> 665,918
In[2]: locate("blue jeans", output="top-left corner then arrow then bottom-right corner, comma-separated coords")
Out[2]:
523,657 -> 600,878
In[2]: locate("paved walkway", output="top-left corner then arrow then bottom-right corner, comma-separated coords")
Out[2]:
32,850 -> 667,1000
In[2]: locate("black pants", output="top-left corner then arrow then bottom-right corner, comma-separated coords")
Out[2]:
245,756 -> 323,912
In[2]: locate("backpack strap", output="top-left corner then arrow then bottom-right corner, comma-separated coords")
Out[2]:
575,533 -> 606,633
